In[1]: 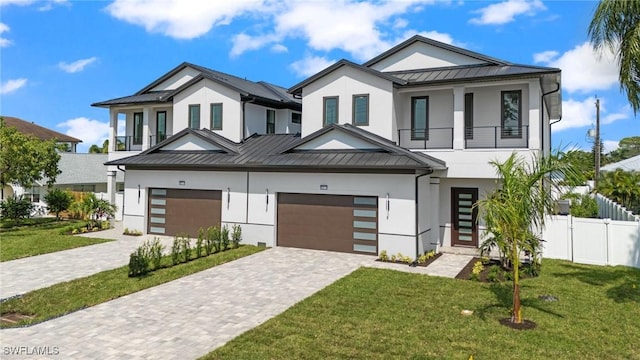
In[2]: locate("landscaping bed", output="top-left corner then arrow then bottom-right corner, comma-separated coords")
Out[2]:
455,257 -> 539,282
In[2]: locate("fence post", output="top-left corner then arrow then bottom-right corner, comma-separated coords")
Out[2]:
604,218 -> 611,265
568,215 -> 574,262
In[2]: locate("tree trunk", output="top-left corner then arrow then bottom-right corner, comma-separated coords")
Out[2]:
512,237 -> 522,323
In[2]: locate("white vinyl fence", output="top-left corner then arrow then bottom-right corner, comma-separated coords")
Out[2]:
542,215 -> 640,268
596,193 -> 639,221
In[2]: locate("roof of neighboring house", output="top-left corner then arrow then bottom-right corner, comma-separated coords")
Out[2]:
106,125 -> 446,172
600,155 -> 640,172
44,153 -> 124,185
2,116 -> 82,143
92,62 -> 301,110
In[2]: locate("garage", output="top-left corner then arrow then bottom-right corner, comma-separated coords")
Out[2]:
148,188 -> 221,237
276,193 -> 378,255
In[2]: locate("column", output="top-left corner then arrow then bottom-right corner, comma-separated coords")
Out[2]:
452,86 -> 465,150
142,106 -> 151,150
107,170 -> 117,223
109,109 -> 118,153
430,177 -> 441,251
528,80 -> 541,150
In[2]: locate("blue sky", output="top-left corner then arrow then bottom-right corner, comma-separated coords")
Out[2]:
1,0 -> 637,152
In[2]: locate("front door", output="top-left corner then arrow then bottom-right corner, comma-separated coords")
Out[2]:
451,188 -> 478,247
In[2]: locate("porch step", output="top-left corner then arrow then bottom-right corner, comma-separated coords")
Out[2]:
438,246 -> 480,257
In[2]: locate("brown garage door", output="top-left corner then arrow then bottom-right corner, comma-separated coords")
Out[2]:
148,188 -> 221,237
277,193 -> 378,255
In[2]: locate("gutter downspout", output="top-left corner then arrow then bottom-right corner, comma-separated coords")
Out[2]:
241,96 -> 256,141
543,82 -> 561,126
540,81 -> 561,156
415,170 -> 433,259
116,165 -> 126,221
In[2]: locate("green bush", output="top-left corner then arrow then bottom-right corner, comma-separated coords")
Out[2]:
128,247 -> 150,277
378,250 -> 388,262
144,238 -> 164,270
205,226 -> 217,255
487,265 -> 503,282
231,224 -> 242,249
196,228 -> 205,258
180,234 -> 191,263
43,188 -> 73,220
221,225 -> 230,251
171,236 -> 181,265
0,195 -> 34,222
568,193 -> 599,218
470,261 -> 484,281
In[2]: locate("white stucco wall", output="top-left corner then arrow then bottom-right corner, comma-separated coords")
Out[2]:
301,66 -> 394,139
368,42 -> 486,72
425,148 -> 537,178
150,66 -> 201,91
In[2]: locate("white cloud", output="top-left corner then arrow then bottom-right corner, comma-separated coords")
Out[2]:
534,42 -> 618,93
470,0 -> 545,25
57,117 -> 125,150
0,22 -> 12,47
105,0 -> 266,40
270,44 -> 288,53
0,78 -> 27,94
602,140 -> 619,154
290,55 -> 336,78
231,33 -> 277,58
0,0 -> 68,10
552,97 -> 628,132
58,57 -> 98,73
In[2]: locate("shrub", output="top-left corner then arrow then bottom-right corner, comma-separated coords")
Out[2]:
221,225 -> 230,251
205,226 -> 217,255
196,228 -> 205,258
470,261 -> 484,281
379,250 -> 388,261
0,195 -> 34,222
171,236 -> 181,265
390,254 -> 397,262
417,254 -> 427,264
231,224 -> 242,249
569,193 -> 599,218
123,228 -> 142,236
487,265 -> 502,282
403,255 -> 413,264
179,234 -> 191,263
128,247 -> 150,277
44,188 -> 73,220
144,238 -> 164,270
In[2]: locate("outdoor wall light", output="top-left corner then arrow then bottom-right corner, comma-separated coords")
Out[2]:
386,193 -> 390,219
320,184 -> 328,190
227,187 -> 231,209
179,180 -> 186,186
266,189 -> 269,211
137,185 -> 141,204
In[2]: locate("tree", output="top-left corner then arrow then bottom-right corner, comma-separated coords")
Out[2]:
556,150 -> 593,184
605,136 -> 640,163
597,169 -> 640,214
589,0 -> 640,114
88,139 -> 109,154
477,153 -> 579,324
0,118 -> 61,198
44,188 -> 74,220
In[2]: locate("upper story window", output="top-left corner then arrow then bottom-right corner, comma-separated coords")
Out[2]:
156,111 -> 167,143
133,112 -> 143,145
189,104 -> 200,129
352,94 -> 369,126
291,112 -> 301,124
323,96 -> 338,126
501,90 -> 522,138
210,103 -> 223,130
411,96 -> 428,140
266,109 -> 276,134
465,93 -> 474,140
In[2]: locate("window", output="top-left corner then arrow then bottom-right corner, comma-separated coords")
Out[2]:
352,94 -> 369,126
464,93 -> 474,140
411,96 -> 428,140
188,104 -> 200,129
210,103 -> 223,130
133,112 -> 143,145
291,112 -> 301,124
501,90 -> 521,138
156,111 -> 166,143
323,96 -> 338,126
266,109 -> 276,134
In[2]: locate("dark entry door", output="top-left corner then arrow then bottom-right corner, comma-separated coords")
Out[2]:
451,188 -> 478,247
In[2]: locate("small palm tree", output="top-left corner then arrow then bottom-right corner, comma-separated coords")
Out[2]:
477,153 -> 578,324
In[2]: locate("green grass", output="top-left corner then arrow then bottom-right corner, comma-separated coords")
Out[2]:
0,245 -> 265,328
204,260 -> 640,360
0,218 -> 112,262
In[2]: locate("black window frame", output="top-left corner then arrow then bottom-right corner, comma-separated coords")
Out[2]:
411,96 -> 429,140
133,112 -> 143,145
188,104 -> 200,129
352,94 -> 369,126
266,109 -> 276,134
323,96 -> 339,127
464,93 -> 474,140
156,111 -> 167,143
210,103 -> 223,130
291,112 -> 301,124
501,90 -> 522,139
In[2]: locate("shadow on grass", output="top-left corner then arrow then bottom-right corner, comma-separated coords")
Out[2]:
476,282 -> 565,321
556,263 -> 640,303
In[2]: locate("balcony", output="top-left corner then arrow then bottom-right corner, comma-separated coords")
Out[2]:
113,135 -> 171,151
397,125 -> 529,150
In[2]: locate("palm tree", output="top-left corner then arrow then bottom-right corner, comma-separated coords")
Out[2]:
477,153 -> 579,324
588,0 -> 640,114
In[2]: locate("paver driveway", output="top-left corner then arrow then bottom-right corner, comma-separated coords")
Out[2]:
1,247 -> 374,360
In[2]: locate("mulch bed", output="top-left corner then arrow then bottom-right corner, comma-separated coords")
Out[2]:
499,318 -> 537,330
455,257 -> 537,282
376,252 -> 443,267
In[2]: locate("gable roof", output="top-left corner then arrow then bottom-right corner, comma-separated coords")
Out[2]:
106,125 -> 446,172
600,155 -> 640,172
93,62 -> 301,110
363,35 -> 509,68
140,127 -> 239,155
1,116 -> 82,143
288,59 -> 407,96
43,153 -> 124,185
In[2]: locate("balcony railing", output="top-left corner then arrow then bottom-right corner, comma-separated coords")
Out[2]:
397,126 -> 529,150
114,136 -> 141,151
465,125 -> 528,149
397,128 -> 454,149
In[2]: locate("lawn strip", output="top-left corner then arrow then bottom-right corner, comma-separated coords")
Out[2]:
203,259 -> 640,360
0,219 -> 111,262
0,245 -> 265,328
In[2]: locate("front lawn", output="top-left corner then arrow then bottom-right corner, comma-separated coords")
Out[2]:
204,259 -> 640,360
0,218 -> 112,262
0,245 -> 265,327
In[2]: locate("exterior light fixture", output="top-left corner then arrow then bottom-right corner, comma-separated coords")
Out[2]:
320,184 -> 328,190
227,187 -> 231,209
386,193 -> 390,219
179,180 -> 186,186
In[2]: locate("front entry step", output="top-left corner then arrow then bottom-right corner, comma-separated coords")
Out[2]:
438,246 -> 480,257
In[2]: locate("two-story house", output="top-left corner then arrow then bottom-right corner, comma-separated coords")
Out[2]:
102,36 -> 561,258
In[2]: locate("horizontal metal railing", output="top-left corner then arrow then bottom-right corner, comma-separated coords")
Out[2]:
397,128 -> 453,149
397,125 -> 529,149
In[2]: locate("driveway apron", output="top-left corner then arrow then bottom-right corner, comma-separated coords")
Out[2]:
1,247 -> 373,360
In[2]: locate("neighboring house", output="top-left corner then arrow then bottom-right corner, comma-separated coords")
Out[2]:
600,154 -> 640,172
101,36 -> 561,258
1,116 -> 82,202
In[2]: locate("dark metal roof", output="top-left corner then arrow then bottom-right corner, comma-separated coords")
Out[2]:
387,64 -> 560,85
362,35 -> 509,68
93,62 -> 301,109
106,125 -> 445,172
288,59 -> 407,95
